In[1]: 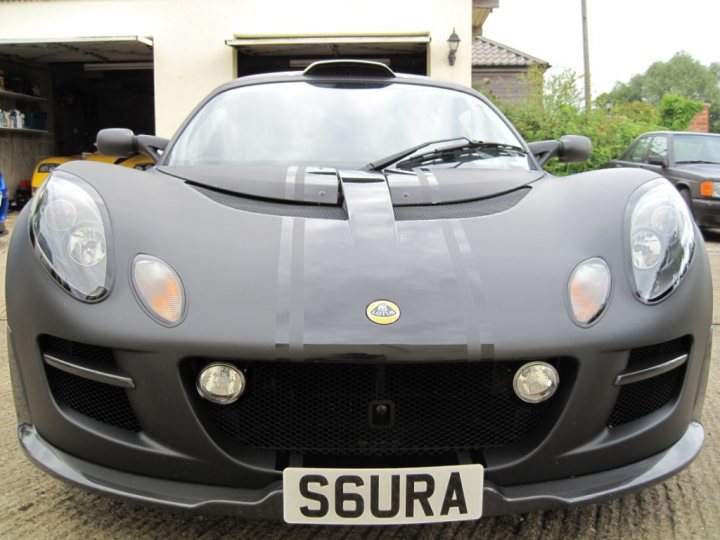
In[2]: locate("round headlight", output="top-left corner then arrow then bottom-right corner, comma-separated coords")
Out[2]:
513,362 -> 559,404
626,179 -> 695,303
197,363 -> 246,404
30,171 -> 113,302
68,225 -> 107,266
630,229 -> 663,270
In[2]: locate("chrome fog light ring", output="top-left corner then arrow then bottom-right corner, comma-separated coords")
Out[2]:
197,362 -> 246,405
513,361 -> 560,404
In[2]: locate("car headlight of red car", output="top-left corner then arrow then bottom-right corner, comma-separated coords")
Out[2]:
627,178 -> 695,303
30,171 -> 113,302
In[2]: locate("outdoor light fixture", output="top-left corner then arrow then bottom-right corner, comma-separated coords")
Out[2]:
447,29 -> 460,66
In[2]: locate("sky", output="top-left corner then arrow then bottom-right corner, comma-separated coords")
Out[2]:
483,0 -> 718,97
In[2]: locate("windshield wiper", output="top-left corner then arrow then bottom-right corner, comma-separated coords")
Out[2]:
394,141 -> 527,170
365,137 -> 474,171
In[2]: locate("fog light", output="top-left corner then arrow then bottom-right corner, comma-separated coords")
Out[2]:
513,362 -> 559,403
197,363 -> 245,404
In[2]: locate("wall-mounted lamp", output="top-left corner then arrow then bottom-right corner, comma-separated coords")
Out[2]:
447,29 -> 461,66
605,98 -> 613,116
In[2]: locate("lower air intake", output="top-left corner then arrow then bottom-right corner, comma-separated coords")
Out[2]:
201,360 -> 558,456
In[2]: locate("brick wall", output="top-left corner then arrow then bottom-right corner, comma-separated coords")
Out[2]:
688,105 -> 710,133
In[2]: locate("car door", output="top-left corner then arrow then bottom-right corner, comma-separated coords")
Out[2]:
610,135 -> 652,169
642,134 -> 669,176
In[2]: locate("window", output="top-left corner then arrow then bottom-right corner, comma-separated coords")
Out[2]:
646,136 -> 667,162
673,134 -> 720,164
627,137 -> 651,163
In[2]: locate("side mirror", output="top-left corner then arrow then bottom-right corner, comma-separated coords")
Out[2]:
647,155 -> 668,168
97,128 -> 135,157
558,135 -> 592,163
97,128 -> 169,162
528,135 -> 592,167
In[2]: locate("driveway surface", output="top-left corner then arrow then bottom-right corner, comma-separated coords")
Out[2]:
1,211 -> 718,539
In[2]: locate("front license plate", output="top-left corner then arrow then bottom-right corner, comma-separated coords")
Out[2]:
283,464 -> 484,525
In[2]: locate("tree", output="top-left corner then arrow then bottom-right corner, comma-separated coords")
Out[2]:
491,69 -> 664,175
608,52 -> 720,132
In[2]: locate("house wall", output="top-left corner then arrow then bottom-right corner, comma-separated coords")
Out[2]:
688,105 -> 710,133
0,0 -> 474,137
472,67 -> 535,103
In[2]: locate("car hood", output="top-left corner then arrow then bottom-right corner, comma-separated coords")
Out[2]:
48,160 -> 681,362
157,165 -> 544,205
675,163 -> 720,179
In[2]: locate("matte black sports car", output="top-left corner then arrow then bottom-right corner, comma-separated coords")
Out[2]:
606,131 -> 720,228
7,61 -> 712,525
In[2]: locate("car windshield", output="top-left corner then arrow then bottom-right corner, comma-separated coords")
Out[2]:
673,134 -> 720,164
166,81 -> 530,171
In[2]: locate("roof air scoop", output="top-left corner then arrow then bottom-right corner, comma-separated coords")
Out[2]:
303,59 -> 396,78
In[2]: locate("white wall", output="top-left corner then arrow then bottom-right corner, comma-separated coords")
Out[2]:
0,0 -> 473,137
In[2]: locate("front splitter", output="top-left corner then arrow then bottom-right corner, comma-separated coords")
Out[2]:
18,421 -> 704,520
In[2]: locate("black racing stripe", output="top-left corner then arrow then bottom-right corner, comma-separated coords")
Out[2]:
441,220 -> 495,360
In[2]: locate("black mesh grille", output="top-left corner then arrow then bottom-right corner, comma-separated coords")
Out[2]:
40,335 -> 114,365
627,336 -> 689,364
393,188 -> 530,221
41,336 -> 141,432
607,337 -> 691,427
202,360 -> 555,456
192,185 -> 348,220
46,366 -> 141,432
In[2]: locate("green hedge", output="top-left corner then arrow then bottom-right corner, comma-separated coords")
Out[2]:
479,69 -> 703,176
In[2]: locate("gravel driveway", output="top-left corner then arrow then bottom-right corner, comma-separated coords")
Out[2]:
1,212 -> 718,539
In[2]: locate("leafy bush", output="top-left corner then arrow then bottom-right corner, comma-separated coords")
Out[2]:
480,68 -> 666,175
659,93 -> 704,131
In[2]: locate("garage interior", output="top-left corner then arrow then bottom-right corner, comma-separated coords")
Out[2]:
0,35 -> 429,206
0,37 -> 154,205
228,35 -> 429,77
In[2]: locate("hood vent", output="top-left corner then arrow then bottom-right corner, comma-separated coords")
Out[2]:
192,184 -> 348,220
394,187 -> 530,221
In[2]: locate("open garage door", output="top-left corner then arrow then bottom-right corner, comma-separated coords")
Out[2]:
226,35 -> 430,76
0,36 -> 154,199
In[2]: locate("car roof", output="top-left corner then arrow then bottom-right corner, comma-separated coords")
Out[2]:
212,61 -> 473,98
637,131 -> 720,138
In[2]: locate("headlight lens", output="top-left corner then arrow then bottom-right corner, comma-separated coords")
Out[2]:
627,179 -> 695,303
30,171 -> 113,302
37,163 -> 60,173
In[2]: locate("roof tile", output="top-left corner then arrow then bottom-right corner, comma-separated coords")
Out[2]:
472,36 -> 549,67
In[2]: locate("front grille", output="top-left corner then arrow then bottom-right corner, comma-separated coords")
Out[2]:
608,337 -> 690,427
46,366 -> 141,432
41,336 -> 141,432
40,335 -> 114,365
202,360 -> 555,456
608,366 -> 685,427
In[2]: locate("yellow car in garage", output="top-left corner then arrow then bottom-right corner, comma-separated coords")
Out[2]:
30,156 -> 77,193
31,153 -> 154,193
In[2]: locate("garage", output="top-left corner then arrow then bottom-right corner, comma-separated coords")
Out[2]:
227,35 -> 430,76
0,36 -> 154,203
